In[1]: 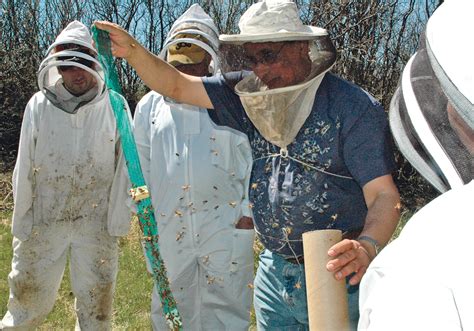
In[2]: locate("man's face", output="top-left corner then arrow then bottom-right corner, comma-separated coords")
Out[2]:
55,44 -> 96,96
243,41 -> 312,89
58,66 -> 96,96
174,53 -> 212,77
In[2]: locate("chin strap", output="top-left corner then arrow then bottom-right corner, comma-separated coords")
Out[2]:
91,26 -> 182,331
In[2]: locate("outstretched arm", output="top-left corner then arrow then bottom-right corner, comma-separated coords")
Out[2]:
93,21 -> 213,109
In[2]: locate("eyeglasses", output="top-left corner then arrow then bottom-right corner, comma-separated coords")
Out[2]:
244,43 -> 286,67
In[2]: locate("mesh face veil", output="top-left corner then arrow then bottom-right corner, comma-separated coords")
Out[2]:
37,21 -> 106,114
389,1 -> 474,193
220,37 -> 335,149
214,0 -> 337,149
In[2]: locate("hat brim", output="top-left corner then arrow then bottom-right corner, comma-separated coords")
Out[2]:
168,53 -> 205,66
220,26 -> 327,43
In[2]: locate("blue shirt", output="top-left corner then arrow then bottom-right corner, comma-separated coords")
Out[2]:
203,73 -> 396,257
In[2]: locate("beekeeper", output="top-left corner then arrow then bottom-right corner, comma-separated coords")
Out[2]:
359,1 -> 474,330
95,1 -> 400,329
1,21 -> 131,330
133,5 -> 254,330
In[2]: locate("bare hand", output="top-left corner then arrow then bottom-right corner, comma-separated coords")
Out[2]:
326,239 -> 371,285
235,216 -> 254,229
93,21 -> 139,59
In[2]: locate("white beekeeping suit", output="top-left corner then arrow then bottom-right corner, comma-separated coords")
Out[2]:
1,21 -> 131,330
133,5 -> 255,330
359,1 -> 474,330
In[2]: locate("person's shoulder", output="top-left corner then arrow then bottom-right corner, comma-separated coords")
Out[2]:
138,90 -> 164,104
323,73 -> 381,109
202,73 -> 243,113
31,90 -> 48,104
25,91 -> 49,113
136,91 -> 165,112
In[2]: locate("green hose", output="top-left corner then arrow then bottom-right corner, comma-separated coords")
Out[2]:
91,26 -> 182,330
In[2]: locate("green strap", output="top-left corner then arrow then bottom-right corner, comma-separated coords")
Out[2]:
91,26 -> 182,330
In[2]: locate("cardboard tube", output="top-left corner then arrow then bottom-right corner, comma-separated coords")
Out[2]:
303,229 -> 349,331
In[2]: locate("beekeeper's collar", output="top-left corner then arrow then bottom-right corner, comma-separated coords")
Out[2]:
37,21 -> 106,114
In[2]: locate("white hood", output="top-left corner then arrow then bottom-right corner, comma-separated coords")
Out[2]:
168,4 -> 219,49
160,4 -> 220,75
47,20 -> 97,55
37,20 -> 106,114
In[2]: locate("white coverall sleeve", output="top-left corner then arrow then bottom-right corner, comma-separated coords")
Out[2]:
235,138 -> 253,218
11,98 -> 38,241
107,95 -> 133,236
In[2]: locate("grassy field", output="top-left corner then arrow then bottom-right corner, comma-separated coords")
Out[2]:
0,171 -> 409,330
0,214 -> 154,329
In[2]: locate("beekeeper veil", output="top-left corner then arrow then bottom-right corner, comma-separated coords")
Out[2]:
38,20 -> 106,114
389,0 -> 474,193
219,0 -> 336,149
159,4 -> 220,76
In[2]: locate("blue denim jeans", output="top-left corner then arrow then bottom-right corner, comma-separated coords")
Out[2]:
254,249 -> 359,331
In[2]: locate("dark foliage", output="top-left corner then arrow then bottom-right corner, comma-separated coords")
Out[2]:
0,0 -> 442,209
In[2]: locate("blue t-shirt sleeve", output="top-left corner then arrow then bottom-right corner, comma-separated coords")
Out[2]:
202,74 -> 252,136
202,75 -> 254,136
343,100 -> 396,187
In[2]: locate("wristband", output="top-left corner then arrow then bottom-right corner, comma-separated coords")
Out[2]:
358,235 -> 381,256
